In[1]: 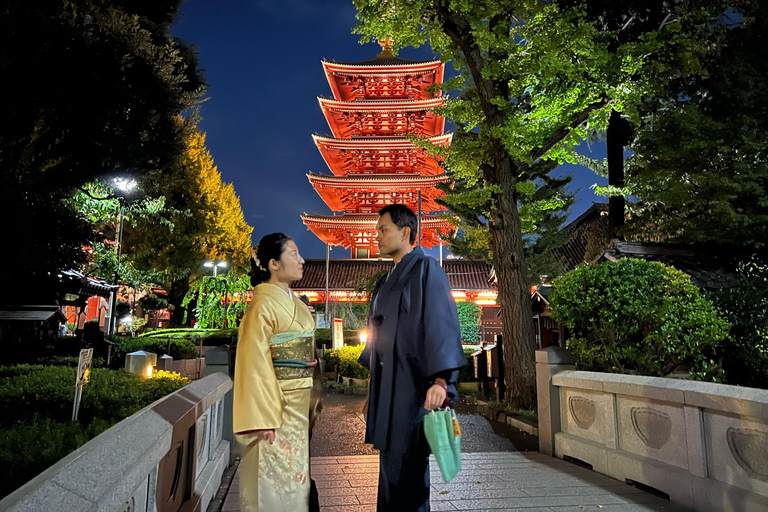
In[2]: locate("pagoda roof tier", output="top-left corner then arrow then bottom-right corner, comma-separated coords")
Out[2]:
312,134 -> 452,176
301,214 -> 452,250
307,172 -> 449,213
322,60 -> 444,102
318,97 -> 446,138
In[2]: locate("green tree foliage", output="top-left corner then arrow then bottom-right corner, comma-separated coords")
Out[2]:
126,128 -> 254,324
0,0 -> 204,298
622,5 -> 768,247
181,273 -> 251,329
352,0 -> 726,407
549,259 -> 730,380
456,301 -> 481,343
708,259 -> 768,389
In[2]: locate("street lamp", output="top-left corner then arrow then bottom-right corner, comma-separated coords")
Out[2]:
204,260 -> 228,277
108,177 -> 137,335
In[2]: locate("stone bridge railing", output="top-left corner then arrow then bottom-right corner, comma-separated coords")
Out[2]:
0,372 -> 233,512
536,346 -> 768,512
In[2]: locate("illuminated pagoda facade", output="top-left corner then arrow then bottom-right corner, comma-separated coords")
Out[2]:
301,41 -> 453,258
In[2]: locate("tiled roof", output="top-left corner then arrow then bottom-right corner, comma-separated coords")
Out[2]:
600,241 -> 741,290
0,306 -> 67,322
292,258 -> 495,291
554,203 -> 609,271
333,57 -> 436,66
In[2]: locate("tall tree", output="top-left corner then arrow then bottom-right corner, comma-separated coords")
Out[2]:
125,129 -> 253,325
0,0 -> 204,299
353,0 -> 726,407
621,3 -> 768,247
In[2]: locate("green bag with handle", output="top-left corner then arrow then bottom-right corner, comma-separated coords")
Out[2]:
423,408 -> 462,483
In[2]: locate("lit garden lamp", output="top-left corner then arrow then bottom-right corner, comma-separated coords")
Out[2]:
204,260 -> 228,277
359,330 -> 368,345
108,176 -> 138,335
125,350 -> 157,379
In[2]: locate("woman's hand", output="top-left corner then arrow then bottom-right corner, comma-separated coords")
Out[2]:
238,428 -> 276,444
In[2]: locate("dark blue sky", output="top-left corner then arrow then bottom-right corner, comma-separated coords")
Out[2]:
172,0 -> 608,259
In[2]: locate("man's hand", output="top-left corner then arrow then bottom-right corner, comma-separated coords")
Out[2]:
424,378 -> 448,410
238,428 -> 276,444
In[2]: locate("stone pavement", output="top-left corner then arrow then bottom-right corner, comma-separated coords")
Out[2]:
214,392 -> 689,512
220,451 -> 689,511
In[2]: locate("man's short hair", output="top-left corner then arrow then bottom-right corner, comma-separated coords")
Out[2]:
379,204 -> 418,245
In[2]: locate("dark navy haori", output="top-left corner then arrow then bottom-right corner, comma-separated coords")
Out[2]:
359,248 -> 466,511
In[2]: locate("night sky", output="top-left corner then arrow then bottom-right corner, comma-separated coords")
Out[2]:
172,0 -> 608,260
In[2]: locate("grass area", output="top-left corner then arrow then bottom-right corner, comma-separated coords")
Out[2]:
486,400 -> 537,418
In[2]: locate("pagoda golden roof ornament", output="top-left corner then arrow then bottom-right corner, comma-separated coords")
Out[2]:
377,37 -> 395,58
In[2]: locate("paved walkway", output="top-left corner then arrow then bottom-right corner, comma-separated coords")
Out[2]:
221,452 -> 688,511
215,392 -> 689,512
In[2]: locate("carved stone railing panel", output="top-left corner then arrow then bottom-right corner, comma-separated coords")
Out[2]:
540,362 -> 768,512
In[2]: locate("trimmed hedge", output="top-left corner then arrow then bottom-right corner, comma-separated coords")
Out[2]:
457,302 -> 482,343
109,336 -> 199,368
140,328 -> 237,346
0,365 -> 188,498
315,328 -> 361,347
322,345 -> 369,379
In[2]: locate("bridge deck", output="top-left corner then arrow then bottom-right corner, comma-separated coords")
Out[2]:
218,451 -> 689,512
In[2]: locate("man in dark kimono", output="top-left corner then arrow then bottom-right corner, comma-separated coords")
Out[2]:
359,204 -> 466,511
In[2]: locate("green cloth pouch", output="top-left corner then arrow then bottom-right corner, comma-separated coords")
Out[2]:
423,408 -> 462,483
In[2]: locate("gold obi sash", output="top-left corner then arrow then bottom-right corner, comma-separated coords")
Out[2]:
270,331 -> 316,380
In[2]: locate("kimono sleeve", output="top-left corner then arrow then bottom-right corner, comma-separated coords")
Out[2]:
233,299 -> 283,433
421,258 -> 467,381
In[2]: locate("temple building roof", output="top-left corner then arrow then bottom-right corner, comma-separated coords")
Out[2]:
312,134 -> 450,176
307,172 -> 448,213
318,97 -> 446,138
292,258 -> 495,292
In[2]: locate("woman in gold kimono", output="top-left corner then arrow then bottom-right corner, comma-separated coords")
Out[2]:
233,233 -> 319,512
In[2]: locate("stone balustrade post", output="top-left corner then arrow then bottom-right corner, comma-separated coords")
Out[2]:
536,346 -> 575,456
205,345 -> 235,463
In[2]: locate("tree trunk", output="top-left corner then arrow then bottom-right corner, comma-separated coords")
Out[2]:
168,278 -> 190,327
606,109 -> 632,239
490,156 -> 538,409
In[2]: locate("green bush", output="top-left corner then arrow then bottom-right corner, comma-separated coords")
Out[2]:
458,349 -> 476,382
708,258 -> 768,389
323,345 -> 369,379
0,365 -> 188,498
108,336 -> 199,368
457,302 -> 482,343
550,258 -> 730,380
33,355 -> 106,368
315,328 -> 361,347
140,328 -> 237,346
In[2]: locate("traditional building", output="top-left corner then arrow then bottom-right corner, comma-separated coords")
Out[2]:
301,41 -> 453,258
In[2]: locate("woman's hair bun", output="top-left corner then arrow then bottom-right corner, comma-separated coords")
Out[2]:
249,233 -> 291,286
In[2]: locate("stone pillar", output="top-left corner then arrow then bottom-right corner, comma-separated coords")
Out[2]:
536,346 -> 575,456
204,345 -> 236,462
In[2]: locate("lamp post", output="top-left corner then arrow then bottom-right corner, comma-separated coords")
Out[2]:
204,260 -> 228,277
108,177 -> 137,335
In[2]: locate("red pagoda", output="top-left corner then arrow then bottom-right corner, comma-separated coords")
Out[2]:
301,41 -> 453,258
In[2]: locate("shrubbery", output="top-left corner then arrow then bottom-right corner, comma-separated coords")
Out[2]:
109,336 -> 199,368
708,258 -> 768,388
458,348 -> 476,382
457,302 -> 482,343
315,328 -> 361,347
550,258 -> 730,381
322,345 -> 369,379
0,365 -> 188,498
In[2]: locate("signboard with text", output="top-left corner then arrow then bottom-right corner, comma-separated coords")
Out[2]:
332,318 -> 344,349
77,348 -> 93,387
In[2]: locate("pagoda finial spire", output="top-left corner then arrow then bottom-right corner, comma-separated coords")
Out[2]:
377,37 -> 394,58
